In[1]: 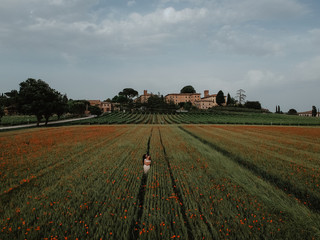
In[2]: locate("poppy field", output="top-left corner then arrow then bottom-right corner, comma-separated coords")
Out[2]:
1,125 -> 320,239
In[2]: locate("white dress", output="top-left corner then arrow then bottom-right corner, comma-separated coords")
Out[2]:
144,159 -> 151,174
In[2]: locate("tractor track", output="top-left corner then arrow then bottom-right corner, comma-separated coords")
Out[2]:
179,126 -> 320,213
129,128 -> 153,240
158,128 -> 196,240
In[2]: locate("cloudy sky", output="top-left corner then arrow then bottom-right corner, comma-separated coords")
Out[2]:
1,0 -> 320,112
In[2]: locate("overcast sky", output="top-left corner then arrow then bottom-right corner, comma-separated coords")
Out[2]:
1,0 -> 320,112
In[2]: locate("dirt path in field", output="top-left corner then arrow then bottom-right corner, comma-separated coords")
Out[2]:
179,126 -> 320,214
158,128 -> 197,240
130,128 -> 153,240
0,115 -> 96,131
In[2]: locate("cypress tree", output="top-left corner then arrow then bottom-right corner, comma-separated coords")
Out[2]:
216,90 -> 225,106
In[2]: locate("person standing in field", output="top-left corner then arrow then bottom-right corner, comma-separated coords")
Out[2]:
143,154 -> 151,174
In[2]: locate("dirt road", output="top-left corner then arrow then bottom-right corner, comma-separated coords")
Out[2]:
0,115 -> 96,131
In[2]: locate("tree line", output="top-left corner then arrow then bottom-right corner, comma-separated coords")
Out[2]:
0,78 -> 97,126
0,79 -> 266,125
277,105 -> 318,116
111,85 -> 263,112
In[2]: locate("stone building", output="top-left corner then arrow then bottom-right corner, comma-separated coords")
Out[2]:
135,90 -> 154,103
101,101 -> 113,113
87,100 -> 113,114
298,110 -> 320,117
165,92 -> 201,105
164,90 -> 227,109
194,90 -> 227,110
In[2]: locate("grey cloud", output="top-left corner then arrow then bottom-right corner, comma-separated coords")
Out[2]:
228,0 -> 309,21
210,26 -> 285,56
127,1 -> 136,7
0,0 -> 310,61
244,70 -> 286,89
309,29 -> 320,46
161,0 -> 309,23
295,56 -> 320,82
1,5 -> 210,62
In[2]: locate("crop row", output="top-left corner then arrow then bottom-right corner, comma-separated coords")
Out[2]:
2,112 -> 320,127
75,112 -> 320,126
133,128 -> 190,239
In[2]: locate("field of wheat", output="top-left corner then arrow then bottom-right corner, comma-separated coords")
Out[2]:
1,125 -> 320,239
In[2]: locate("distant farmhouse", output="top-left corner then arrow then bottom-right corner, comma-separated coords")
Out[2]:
86,100 -> 119,114
165,90 -> 227,110
135,90 -> 154,103
165,92 -> 201,105
87,89 -> 228,114
298,111 -> 320,117
195,90 -> 227,109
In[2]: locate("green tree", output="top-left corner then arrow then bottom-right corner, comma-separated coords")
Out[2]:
112,95 -> 128,104
144,95 -> 177,113
0,102 -> 4,121
226,93 -> 231,105
177,101 -> 192,111
112,95 -> 128,112
312,106 -> 317,117
4,90 -> 19,115
112,88 -> 139,112
276,105 -> 282,114
55,94 -> 68,119
18,78 -> 65,126
0,93 -> 7,105
180,85 -> 196,93
183,102 -> 193,111
216,90 -> 225,106
119,88 -> 138,100
287,109 -> 298,115
89,105 -> 102,116
244,101 -> 262,109
226,93 -> 237,106
68,100 -> 88,116
0,94 -> 6,120
146,95 -> 162,112
42,89 -> 60,125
